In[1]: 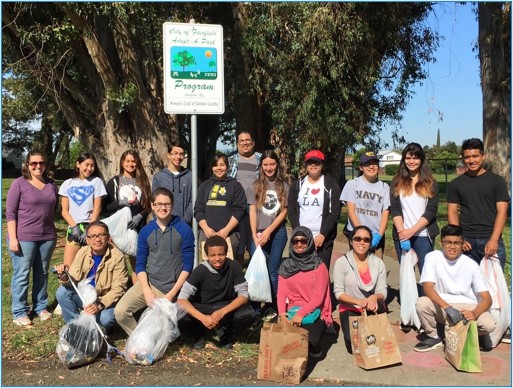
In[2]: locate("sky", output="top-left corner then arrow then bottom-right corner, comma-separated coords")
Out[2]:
381,2 -> 483,150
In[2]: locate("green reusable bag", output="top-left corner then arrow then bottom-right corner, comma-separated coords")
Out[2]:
459,321 -> 482,372
445,320 -> 482,373
287,306 -> 321,325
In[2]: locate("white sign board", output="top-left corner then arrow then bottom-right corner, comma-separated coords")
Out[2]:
163,22 -> 225,114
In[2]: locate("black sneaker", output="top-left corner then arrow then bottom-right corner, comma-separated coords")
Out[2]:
192,336 -> 206,350
502,328 -> 511,344
413,337 -> 443,352
308,346 -> 323,358
220,335 -> 233,350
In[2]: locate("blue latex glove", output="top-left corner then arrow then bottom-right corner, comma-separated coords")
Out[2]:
400,240 -> 411,252
371,232 -> 382,248
127,214 -> 143,230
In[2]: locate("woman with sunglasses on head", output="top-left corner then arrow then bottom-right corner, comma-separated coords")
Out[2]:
247,150 -> 289,319
390,143 -> 439,274
59,152 -> 107,270
333,225 -> 388,354
104,150 -> 151,284
194,153 -> 247,264
6,150 -> 58,327
288,149 -> 341,271
277,226 -> 333,359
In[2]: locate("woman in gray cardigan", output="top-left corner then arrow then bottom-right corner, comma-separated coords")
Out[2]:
333,225 -> 388,354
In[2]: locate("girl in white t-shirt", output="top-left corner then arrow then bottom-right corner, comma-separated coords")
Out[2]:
59,152 -> 107,268
390,143 -> 439,275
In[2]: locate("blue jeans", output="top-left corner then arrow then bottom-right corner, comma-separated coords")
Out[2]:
8,239 -> 56,318
250,225 -> 288,303
464,237 -> 507,270
56,285 -> 116,331
395,235 -> 434,275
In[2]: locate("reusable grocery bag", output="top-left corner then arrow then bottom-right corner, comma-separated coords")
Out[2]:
445,320 -> 482,372
101,207 -> 138,256
56,278 -> 103,369
399,249 -> 421,329
123,298 -> 181,365
349,311 -> 402,370
480,255 -> 511,348
257,323 -> 308,384
246,246 -> 272,303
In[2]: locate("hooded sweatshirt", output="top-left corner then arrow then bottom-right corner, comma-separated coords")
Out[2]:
152,167 -> 193,224
194,176 -> 247,233
135,216 -> 195,294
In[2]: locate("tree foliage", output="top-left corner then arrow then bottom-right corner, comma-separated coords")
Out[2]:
238,2 -> 438,177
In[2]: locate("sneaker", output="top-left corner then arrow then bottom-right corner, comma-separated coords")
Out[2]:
13,316 -> 33,327
414,337 -> 443,352
220,335 -> 234,350
38,309 -> 52,321
192,336 -> 206,350
54,304 -> 62,316
250,316 -> 263,331
309,346 -> 323,358
501,328 -> 511,344
262,308 -> 278,323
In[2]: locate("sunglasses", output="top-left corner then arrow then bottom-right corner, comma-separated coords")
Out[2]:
28,161 -> 47,167
352,236 -> 371,243
292,238 -> 308,245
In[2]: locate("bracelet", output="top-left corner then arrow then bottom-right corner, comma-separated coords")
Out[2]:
94,299 -> 105,310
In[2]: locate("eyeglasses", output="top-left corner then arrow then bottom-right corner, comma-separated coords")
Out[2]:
442,240 -> 464,247
306,160 -> 322,166
28,161 -> 47,167
238,139 -> 253,144
153,202 -> 173,209
352,236 -> 371,243
87,233 -> 108,240
291,238 -> 308,245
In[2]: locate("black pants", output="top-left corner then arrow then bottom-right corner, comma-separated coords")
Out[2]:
316,236 -> 335,271
178,301 -> 256,338
339,304 -> 387,343
302,319 -> 327,351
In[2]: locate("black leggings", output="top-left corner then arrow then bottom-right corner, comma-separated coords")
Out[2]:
340,304 -> 387,342
302,319 -> 327,351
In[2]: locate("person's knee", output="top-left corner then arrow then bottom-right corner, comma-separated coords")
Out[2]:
416,296 -> 431,314
479,315 -> 496,334
55,286 -> 70,304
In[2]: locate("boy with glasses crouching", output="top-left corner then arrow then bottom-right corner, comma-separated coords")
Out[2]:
414,224 -> 495,352
54,221 -> 128,332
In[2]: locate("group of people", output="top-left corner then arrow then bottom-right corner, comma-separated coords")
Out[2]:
6,133 -> 509,357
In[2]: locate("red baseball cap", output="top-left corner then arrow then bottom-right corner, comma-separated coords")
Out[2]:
304,150 -> 325,162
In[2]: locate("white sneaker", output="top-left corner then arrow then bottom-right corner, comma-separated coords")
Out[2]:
54,304 -> 62,315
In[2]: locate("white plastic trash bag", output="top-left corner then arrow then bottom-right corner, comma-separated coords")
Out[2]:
56,278 -> 103,368
480,256 -> 511,348
399,249 -> 421,329
246,246 -> 272,303
124,298 -> 181,365
101,206 -> 138,256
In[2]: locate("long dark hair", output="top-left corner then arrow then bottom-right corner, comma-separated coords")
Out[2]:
210,153 -> 229,178
391,143 -> 435,198
73,152 -> 102,179
119,150 -> 151,212
253,150 -> 289,209
22,149 -> 48,180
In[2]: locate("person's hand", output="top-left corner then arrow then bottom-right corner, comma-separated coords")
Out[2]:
279,314 -> 289,325
371,232 -> 382,248
484,238 -> 499,259
257,230 -> 271,247
397,228 -> 415,241
83,303 -> 101,315
400,240 -> 411,252
290,314 -> 302,327
314,234 -> 325,249
53,264 -> 69,282
78,230 -> 87,245
143,288 -> 156,307
8,237 -> 20,254
200,314 -> 218,330
365,295 -> 378,312
461,309 -> 475,322
211,309 -> 226,323
71,225 -> 82,242
445,306 -> 464,324
462,240 -> 472,252
127,214 -> 143,230
203,227 -> 216,239
216,228 -> 229,240
356,298 -> 368,309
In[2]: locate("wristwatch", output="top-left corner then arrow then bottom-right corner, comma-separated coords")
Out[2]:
94,299 -> 105,310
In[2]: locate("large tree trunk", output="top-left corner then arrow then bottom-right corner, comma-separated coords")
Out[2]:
479,2 -> 511,190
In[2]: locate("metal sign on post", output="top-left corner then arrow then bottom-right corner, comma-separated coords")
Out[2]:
163,22 -> 225,114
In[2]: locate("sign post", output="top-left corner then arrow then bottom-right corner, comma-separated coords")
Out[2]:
163,21 -> 224,266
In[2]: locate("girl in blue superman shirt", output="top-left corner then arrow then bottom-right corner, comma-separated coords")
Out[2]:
59,152 -> 107,268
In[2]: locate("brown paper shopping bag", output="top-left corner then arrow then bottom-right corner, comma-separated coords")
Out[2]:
445,320 -> 482,373
257,323 -> 309,384
349,311 -> 402,370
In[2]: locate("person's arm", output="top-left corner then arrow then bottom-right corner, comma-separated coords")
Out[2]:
177,297 -> 217,330
7,221 -> 19,253
137,271 -> 156,307
5,181 -> 21,253
485,201 -> 509,258
287,180 -> 300,229
97,249 -> 129,308
258,206 -> 287,247
61,196 -> 78,227
422,281 -> 450,310
277,275 -> 289,324
249,204 -> 259,244
319,177 -> 341,238
90,196 -> 103,222
211,295 -> 249,324
461,291 -> 492,322
165,270 -> 189,302
346,202 -> 360,228
103,178 -> 120,214
447,203 -> 459,225
217,216 -> 239,239
378,209 -> 389,236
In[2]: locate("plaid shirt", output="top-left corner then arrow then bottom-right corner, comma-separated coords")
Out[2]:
227,151 -> 262,178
